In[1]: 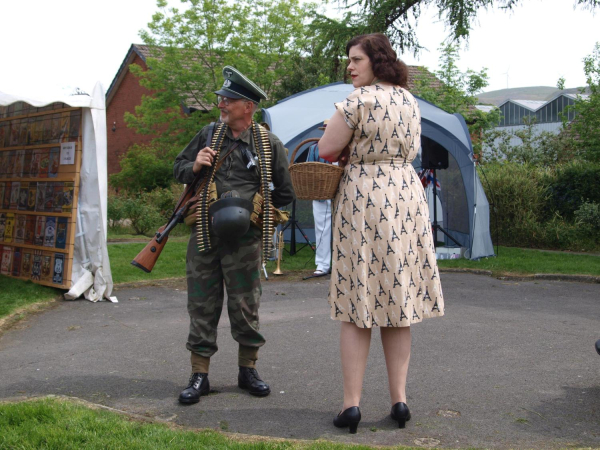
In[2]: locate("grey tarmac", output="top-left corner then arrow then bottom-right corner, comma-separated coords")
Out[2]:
0,273 -> 599,448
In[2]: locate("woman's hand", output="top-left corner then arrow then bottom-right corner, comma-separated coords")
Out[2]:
337,146 -> 350,168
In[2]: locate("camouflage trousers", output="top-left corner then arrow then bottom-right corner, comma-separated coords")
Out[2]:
186,225 -> 264,367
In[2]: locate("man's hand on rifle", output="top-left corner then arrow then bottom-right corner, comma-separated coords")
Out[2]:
193,147 -> 216,174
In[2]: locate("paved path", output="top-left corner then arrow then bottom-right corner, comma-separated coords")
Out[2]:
1,273 -> 599,448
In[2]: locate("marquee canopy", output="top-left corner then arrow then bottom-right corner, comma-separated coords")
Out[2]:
262,82 -> 494,260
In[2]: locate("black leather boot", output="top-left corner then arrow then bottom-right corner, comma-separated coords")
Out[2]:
238,367 -> 271,396
178,372 -> 210,404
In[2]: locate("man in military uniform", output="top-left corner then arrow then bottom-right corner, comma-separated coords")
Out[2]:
173,66 -> 295,404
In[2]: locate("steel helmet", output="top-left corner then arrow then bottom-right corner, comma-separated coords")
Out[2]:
208,195 -> 253,239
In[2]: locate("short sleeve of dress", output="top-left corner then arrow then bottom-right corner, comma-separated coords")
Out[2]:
334,88 -> 362,130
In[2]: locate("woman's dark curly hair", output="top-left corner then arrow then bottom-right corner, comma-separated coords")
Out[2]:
346,33 -> 408,88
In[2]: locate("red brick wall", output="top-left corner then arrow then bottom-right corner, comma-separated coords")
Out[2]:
106,55 -> 155,176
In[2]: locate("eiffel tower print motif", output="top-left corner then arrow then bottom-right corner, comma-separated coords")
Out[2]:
327,83 -> 444,328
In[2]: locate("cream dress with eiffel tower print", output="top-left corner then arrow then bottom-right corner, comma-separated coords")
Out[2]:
328,83 -> 444,328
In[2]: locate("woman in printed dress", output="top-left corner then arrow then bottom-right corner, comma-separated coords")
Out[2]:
319,33 -> 445,433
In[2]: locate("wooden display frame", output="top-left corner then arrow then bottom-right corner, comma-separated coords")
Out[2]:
0,101 -> 82,289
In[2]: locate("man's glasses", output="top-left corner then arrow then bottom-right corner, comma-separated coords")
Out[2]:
217,95 -> 243,106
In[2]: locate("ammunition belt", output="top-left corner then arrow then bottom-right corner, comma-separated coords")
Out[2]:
195,121 -> 274,263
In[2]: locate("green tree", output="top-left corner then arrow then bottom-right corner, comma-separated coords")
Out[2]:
411,44 -> 500,156
271,49 -> 347,100
567,42 -> 600,163
125,0 -> 320,150
314,0 -> 600,57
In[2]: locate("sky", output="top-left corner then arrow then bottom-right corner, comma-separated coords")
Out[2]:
0,0 -> 599,100
399,0 -> 600,92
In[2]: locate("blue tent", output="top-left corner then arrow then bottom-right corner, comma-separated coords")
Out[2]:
262,82 -> 494,260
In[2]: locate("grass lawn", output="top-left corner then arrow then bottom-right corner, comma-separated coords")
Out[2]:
436,246 -> 600,276
110,241 -> 600,285
0,397 -> 396,450
0,276 -> 61,321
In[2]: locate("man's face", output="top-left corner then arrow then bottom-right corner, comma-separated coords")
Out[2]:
218,95 -> 250,127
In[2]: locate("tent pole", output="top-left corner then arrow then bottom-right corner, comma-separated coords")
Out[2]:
290,202 -> 297,254
470,160 -> 477,259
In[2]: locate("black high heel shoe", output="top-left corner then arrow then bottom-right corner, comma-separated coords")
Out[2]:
390,402 -> 411,428
333,406 -> 361,434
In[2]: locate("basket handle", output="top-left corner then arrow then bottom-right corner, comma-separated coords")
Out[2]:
289,137 -> 321,168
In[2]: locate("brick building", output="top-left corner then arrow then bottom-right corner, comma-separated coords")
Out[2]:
105,45 -> 156,176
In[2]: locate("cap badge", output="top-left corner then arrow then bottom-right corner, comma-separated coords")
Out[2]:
223,79 -> 232,88
224,70 -> 233,78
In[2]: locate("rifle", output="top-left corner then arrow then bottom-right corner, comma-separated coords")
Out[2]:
131,124 -> 216,273
130,169 -> 206,273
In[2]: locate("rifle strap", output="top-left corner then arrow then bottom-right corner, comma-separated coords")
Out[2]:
166,123 -> 217,226
191,121 -> 216,194
205,122 -> 215,149
185,141 -> 240,206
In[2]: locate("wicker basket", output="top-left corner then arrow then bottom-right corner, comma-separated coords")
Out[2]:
288,138 -> 344,200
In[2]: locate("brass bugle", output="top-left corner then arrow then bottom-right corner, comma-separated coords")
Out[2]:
273,230 -> 284,275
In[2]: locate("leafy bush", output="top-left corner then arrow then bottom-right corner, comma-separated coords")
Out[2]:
122,194 -> 163,236
539,213 -> 599,251
107,190 -> 127,230
143,184 -> 185,222
546,161 -> 600,219
107,184 -> 191,237
480,162 -> 600,251
480,162 -> 551,246
574,201 -> 600,230
109,144 -> 179,193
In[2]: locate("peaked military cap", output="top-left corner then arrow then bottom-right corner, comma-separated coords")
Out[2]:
214,66 -> 268,103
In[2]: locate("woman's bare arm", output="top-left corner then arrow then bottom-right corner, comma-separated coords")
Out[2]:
318,110 -> 354,162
